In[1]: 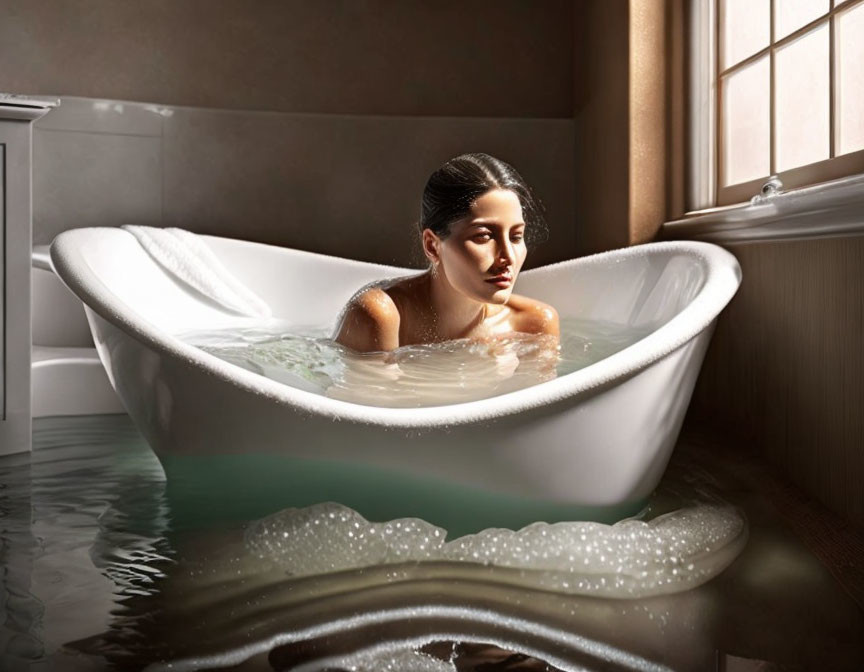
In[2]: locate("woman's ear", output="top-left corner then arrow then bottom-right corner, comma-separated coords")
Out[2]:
421,228 -> 441,265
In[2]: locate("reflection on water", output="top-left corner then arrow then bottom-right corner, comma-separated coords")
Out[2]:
180,317 -> 652,408
1,416 -> 863,671
280,639 -> 575,672
151,604 -> 674,672
0,416 -> 171,670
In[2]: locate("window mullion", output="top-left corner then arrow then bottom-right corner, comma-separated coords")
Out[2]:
715,0 -> 721,202
718,46 -> 771,79
770,0 -> 776,175
829,9 -> 836,158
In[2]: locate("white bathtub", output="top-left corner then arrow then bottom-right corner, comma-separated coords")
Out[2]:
50,228 -> 740,531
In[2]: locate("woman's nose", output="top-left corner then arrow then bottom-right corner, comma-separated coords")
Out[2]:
496,238 -> 515,265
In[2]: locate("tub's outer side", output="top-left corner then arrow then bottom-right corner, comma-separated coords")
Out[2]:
85,305 -> 714,509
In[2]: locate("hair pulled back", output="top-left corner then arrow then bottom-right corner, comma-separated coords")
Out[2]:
419,153 -> 547,245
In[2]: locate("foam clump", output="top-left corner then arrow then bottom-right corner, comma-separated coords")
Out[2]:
245,501 -> 747,598
246,504 -> 446,576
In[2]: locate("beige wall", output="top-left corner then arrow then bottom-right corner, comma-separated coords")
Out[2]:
7,0 -> 581,263
32,98 -> 577,268
0,0 -> 574,118
4,0 -> 694,259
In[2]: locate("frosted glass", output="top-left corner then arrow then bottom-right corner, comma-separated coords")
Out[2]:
722,0 -> 770,69
776,25 -> 830,172
775,0 -> 829,40
723,57 -> 770,186
836,3 -> 864,155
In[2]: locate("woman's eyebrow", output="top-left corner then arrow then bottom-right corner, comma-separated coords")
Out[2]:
470,220 -> 526,226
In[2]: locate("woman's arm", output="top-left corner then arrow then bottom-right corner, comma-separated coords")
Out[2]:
333,288 -> 401,353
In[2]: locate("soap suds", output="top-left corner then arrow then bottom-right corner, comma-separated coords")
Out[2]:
245,501 -> 747,598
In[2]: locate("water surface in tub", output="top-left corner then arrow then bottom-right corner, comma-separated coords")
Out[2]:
5,416 -> 864,671
181,317 -> 653,407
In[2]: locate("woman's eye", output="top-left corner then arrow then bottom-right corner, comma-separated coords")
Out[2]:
511,233 -> 525,243
473,233 -> 492,242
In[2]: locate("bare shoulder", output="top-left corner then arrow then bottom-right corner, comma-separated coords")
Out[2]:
506,293 -> 560,337
333,286 -> 401,352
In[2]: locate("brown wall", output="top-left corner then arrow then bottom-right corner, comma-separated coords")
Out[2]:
573,0 -> 685,257
686,235 -> 864,528
573,0 -> 631,256
0,0 -> 574,118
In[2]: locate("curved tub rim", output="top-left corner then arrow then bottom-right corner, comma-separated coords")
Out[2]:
50,228 -> 741,429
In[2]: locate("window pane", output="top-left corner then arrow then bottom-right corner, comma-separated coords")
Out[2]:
836,3 -> 864,155
776,24 -> 830,172
775,0 -> 829,40
722,0 -> 770,69
774,0 -> 831,40
723,57 -> 770,185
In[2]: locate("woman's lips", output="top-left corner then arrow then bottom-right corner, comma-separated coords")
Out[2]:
486,275 -> 512,288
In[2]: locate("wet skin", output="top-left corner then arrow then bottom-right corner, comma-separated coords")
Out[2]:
334,189 -> 559,353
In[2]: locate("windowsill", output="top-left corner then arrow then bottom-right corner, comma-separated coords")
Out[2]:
661,172 -> 864,243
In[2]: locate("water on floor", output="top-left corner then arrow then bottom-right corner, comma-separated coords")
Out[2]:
1,415 -> 863,671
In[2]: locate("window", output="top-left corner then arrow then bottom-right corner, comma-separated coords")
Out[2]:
689,0 -> 864,209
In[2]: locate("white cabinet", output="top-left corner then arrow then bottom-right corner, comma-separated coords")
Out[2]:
0,95 -> 57,455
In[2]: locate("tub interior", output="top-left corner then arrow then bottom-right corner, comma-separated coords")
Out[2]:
69,230 -> 709,338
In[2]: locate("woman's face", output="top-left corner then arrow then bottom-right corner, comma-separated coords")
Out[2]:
430,188 -> 528,304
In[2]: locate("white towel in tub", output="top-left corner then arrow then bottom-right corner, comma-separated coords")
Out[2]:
122,225 -> 272,318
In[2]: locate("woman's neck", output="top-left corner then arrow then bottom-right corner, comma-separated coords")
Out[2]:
424,269 -> 486,341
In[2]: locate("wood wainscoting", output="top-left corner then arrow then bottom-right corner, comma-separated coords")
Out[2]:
684,234 -> 864,529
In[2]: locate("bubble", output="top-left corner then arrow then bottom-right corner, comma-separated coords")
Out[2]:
245,501 -> 747,599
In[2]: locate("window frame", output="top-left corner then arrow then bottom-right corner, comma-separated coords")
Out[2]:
688,0 -> 864,211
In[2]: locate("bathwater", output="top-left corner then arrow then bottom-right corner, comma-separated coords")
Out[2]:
4,416 -> 864,671
181,318 -> 653,407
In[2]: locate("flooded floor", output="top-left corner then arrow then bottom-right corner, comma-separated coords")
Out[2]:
1,415 -> 863,671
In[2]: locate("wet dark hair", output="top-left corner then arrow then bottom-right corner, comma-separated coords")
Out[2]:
418,153 -> 547,246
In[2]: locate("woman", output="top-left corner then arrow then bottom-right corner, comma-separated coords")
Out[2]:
334,153 -> 559,353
